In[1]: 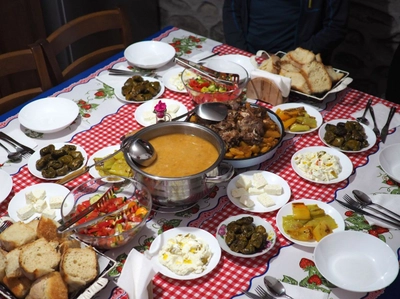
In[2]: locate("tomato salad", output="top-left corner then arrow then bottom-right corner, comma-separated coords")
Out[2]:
72,194 -> 148,237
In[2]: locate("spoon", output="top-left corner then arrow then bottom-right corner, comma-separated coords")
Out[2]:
171,102 -> 228,122
0,142 -> 22,163
353,190 -> 400,220
124,138 -> 157,167
264,276 -> 294,299
357,98 -> 372,125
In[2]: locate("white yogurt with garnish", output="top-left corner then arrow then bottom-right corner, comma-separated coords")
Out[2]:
158,233 -> 212,276
293,150 -> 342,182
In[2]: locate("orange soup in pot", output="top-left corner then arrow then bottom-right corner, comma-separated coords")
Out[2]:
140,133 -> 219,177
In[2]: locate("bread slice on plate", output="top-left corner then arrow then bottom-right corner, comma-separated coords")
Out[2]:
19,238 -> 61,280
60,247 -> 99,292
0,222 -> 37,251
26,272 -> 68,299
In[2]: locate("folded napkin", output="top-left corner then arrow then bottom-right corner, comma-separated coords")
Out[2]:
280,282 -> 329,299
116,248 -> 156,299
0,129 -> 38,161
350,103 -> 400,131
363,193 -> 400,229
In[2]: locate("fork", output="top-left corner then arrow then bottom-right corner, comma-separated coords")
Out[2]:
255,286 -> 275,299
0,138 -> 31,159
0,220 -> 13,233
343,194 -> 400,224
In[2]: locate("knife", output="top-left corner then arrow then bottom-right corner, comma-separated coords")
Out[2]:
0,132 -> 35,154
56,147 -> 123,185
380,106 -> 396,143
336,199 -> 400,228
243,291 -> 262,299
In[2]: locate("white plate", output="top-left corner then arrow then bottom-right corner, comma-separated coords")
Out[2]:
271,103 -> 323,134
28,143 -> 88,181
211,54 -> 255,75
88,145 -> 120,178
216,214 -> 276,258
8,183 -> 70,223
318,119 -> 376,153
114,76 -> 165,104
149,227 -> 221,280
134,98 -> 188,126
124,41 -> 175,69
314,231 -> 399,292
227,170 -> 291,213
0,170 -> 12,203
162,67 -> 187,93
291,146 -> 353,184
276,199 -> 345,247
18,97 -> 78,133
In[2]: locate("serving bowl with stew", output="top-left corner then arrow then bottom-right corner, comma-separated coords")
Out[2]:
60,177 -> 152,249
181,59 -> 249,104
123,122 -> 235,210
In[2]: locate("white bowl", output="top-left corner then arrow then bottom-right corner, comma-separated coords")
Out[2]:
18,97 -> 78,133
314,230 -> 399,292
124,41 -> 175,69
379,143 -> 400,183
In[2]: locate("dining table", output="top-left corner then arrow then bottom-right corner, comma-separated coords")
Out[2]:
0,26 -> 399,299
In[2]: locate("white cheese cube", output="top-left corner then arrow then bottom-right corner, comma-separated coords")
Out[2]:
235,175 -> 251,190
143,111 -> 156,122
264,184 -> 283,195
41,208 -> 56,219
167,103 -> 180,113
231,188 -> 247,198
49,196 -> 64,209
252,173 -> 268,189
25,188 -> 46,204
33,199 -> 47,213
248,187 -> 265,195
257,193 -> 276,207
239,194 -> 255,208
17,204 -> 35,220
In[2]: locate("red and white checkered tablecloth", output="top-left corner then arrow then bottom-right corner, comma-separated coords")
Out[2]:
1,27 -> 399,299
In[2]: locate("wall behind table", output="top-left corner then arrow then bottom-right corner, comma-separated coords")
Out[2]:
159,0 -> 400,99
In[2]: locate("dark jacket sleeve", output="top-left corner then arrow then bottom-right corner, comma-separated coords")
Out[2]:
223,0 -> 249,51
298,0 -> 348,57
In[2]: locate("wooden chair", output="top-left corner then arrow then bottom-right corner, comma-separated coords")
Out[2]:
0,43 -> 52,113
38,7 -> 133,85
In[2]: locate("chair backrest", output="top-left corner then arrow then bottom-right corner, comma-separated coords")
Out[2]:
39,7 -> 133,85
0,43 -> 52,113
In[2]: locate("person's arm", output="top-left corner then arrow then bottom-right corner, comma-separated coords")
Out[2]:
223,0 -> 248,50
299,0 -> 348,58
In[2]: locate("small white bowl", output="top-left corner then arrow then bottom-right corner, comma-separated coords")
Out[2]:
18,97 -> 78,133
379,143 -> 400,183
124,41 -> 175,69
314,230 -> 399,292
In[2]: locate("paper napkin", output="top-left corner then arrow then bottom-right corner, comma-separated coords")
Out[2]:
363,193 -> 400,229
116,248 -> 156,299
96,72 -> 124,91
281,282 -> 329,299
350,103 -> 400,131
250,69 -> 291,98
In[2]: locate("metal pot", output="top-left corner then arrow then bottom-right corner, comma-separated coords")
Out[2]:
123,122 -> 234,209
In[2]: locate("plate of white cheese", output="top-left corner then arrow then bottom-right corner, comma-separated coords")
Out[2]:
134,98 -> 188,126
149,227 -> 221,280
8,183 -> 69,223
162,66 -> 187,93
227,170 -> 291,213
291,146 -> 353,184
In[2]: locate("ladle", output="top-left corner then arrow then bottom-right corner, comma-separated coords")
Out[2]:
353,190 -> 400,220
171,102 -> 228,122
0,142 -> 22,163
264,276 -> 294,299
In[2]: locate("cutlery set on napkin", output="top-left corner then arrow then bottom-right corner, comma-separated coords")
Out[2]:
0,131 -> 37,164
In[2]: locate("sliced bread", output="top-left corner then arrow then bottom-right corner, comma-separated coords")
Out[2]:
3,276 -> 32,299
0,221 -> 37,251
0,248 -> 7,281
36,216 -> 62,242
5,247 -> 23,278
19,238 -> 61,280
287,47 -> 316,65
60,247 -> 98,292
26,272 -> 68,299
325,65 -> 345,83
58,239 -> 81,255
279,69 -> 311,94
301,60 -> 332,94
258,54 -> 281,74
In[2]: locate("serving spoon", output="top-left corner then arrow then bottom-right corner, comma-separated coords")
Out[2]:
353,190 -> 400,220
264,276 -> 294,299
171,102 -> 228,122
0,142 -> 22,163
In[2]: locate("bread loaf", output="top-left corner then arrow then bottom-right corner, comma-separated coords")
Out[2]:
0,222 -> 36,251
60,247 -> 98,292
19,238 -> 61,280
26,272 -> 68,299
